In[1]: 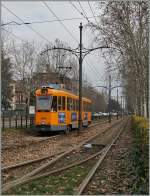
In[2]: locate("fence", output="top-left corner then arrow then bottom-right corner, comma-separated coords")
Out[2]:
1,110 -> 34,130
1,110 -> 122,130
1,109 -> 27,117
1,115 -> 34,130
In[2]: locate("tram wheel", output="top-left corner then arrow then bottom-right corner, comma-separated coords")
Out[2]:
64,126 -> 70,134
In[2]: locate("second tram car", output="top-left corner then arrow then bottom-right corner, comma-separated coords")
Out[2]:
35,85 -> 92,132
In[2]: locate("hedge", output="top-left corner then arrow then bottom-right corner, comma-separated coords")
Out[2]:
130,116 -> 149,194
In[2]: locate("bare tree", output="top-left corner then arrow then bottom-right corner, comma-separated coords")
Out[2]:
82,75 -> 106,112
1,50 -> 13,109
1,28 -> 14,109
88,1 -> 149,117
35,38 -> 79,82
10,40 -> 38,106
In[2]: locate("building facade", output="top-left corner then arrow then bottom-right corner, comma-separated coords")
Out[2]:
9,73 -> 78,110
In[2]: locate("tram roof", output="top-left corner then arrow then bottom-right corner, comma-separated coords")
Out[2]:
35,87 -> 91,103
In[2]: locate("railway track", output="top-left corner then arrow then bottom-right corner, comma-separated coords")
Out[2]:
2,118 -> 108,151
2,134 -> 61,151
75,119 -> 129,195
2,118 -> 115,181
2,118 -> 115,173
2,118 -> 126,194
2,119 -> 109,168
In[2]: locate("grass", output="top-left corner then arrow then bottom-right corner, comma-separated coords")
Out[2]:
2,126 -> 36,137
5,160 -> 95,195
129,115 -> 149,194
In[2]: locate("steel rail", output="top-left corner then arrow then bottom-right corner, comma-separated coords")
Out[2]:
3,146 -> 107,192
2,135 -> 61,151
2,119 -> 123,193
75,119 -> 128,195
2,151 -> 64,171
2,119 -> 108,171
20,120 -> 126,189
27,147 -> 107,180
2,118 -> 108,151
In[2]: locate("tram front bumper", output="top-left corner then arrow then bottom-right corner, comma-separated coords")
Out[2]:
35,125 -> 67,132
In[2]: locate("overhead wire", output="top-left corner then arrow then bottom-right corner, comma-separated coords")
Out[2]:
85,56 -> 105,81
87,1 -> 99,25
2,15 -> 101,26
42,1 -> 101,81
3,2 -> 105,83
42,1 -> 78,45
1,21 -> 22,26
69,1 -> 105,81
86,1 -> 106,80
77,1 -> 90,23
87,1 -> 107,82
69,1 -> 85,17
75,1 -> 105,81
2,3 -> 52,44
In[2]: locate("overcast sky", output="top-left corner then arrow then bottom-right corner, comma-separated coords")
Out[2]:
2,1 -> 122,98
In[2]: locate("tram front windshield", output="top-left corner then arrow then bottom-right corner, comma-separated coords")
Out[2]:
36,96 -> 52,111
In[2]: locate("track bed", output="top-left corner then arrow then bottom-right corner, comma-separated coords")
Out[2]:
2,118 -> 126,194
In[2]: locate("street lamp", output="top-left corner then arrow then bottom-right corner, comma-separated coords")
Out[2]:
40,22 -> 112,132
96,77 -> 124,123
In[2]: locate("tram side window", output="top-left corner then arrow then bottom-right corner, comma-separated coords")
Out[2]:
82,102 -> 84,111
51,96 -> 57,112
74,100 -> 76,111
71,99 -> 73,110
88,103 -> 91,112
58,96 -> 62,110
62,96 -> 66,110
76,100 -> 77,111
87,103 -> 89,111
67,97 -> 70,110
86,103 -> 88,111
84,103 -> 86,111
67,97 -> 72,111
72,99 -> 74,111
76,100 -> 79,110
70,98 -> 73,110
89,104 -> 91,112
72,99 -> 75,111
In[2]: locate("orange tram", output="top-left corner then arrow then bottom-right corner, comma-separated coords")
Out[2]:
35,84 -> 92,133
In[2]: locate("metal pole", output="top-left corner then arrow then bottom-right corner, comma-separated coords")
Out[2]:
26,98 -> 28,128
122,96 -> 124,117
26,115 -> 28,128
121,96 -> 123,118
21,116 -> 23,127
78,22 -> 83,132
117,88 -> 118,119
108,75 -> 111,123
3,116 -> 4,130
9,116 -> 11,128
15,115 -> 17,128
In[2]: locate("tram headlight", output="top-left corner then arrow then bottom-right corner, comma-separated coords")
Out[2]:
41,120 -> 46,125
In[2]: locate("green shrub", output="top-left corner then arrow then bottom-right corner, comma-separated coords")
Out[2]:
130,116 -> 149,194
